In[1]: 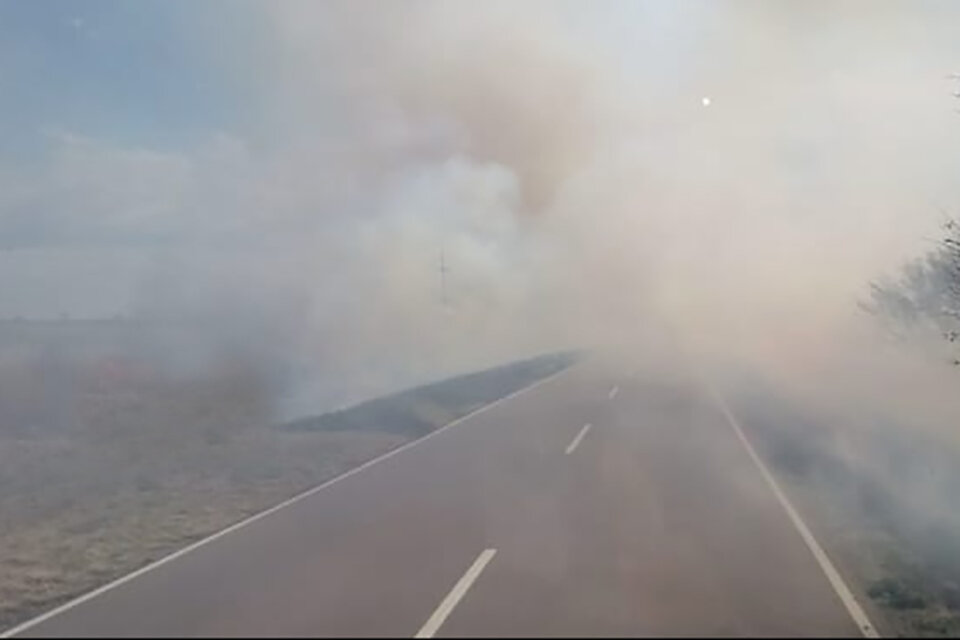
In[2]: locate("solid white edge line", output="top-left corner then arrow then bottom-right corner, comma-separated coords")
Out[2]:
414,549 -> 497,639
708,385 -> 880,639
1,365 -> 576,639
565,423 -> 592,455
608,386 -> 619,399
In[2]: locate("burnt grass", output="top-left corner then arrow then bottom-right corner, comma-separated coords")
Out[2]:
281,351 -> 580,438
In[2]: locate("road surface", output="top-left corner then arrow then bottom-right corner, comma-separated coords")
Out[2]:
7,358 -> 870,637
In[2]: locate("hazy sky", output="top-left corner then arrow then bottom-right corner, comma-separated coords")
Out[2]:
2,0 -> 960,338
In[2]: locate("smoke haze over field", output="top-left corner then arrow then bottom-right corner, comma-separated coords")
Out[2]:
2,0 -> 960,421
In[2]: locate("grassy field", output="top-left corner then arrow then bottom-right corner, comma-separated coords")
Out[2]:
0,351 -> 578,633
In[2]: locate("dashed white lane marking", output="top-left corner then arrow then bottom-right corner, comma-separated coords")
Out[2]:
565,424 -> 592,455
709,386 -> 880,638
1,366 -> 576,638
608,386 -> 619,399
415,549 -> 497,638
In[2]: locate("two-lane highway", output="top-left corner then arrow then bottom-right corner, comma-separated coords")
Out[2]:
6,357 -> 872,637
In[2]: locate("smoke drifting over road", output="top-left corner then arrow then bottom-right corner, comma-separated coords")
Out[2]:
5,3 -> 960,631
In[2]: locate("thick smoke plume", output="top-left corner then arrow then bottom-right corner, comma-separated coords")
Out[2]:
4,1 -> 960,431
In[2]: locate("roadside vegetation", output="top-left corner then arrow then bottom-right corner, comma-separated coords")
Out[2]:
729,377 -> 960,637
863,217 -> 960,366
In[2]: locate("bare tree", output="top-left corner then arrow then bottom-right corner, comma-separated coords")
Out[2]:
864,219 -> 960,363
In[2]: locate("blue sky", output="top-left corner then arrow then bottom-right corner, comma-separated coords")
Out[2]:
0,0 -> 267,159
0,1 -> 700,162
0,1 -> 276,316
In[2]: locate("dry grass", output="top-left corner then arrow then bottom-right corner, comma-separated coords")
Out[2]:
0,429 -> 406,630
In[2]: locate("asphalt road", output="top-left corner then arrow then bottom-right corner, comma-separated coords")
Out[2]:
9,358 -> 869,637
